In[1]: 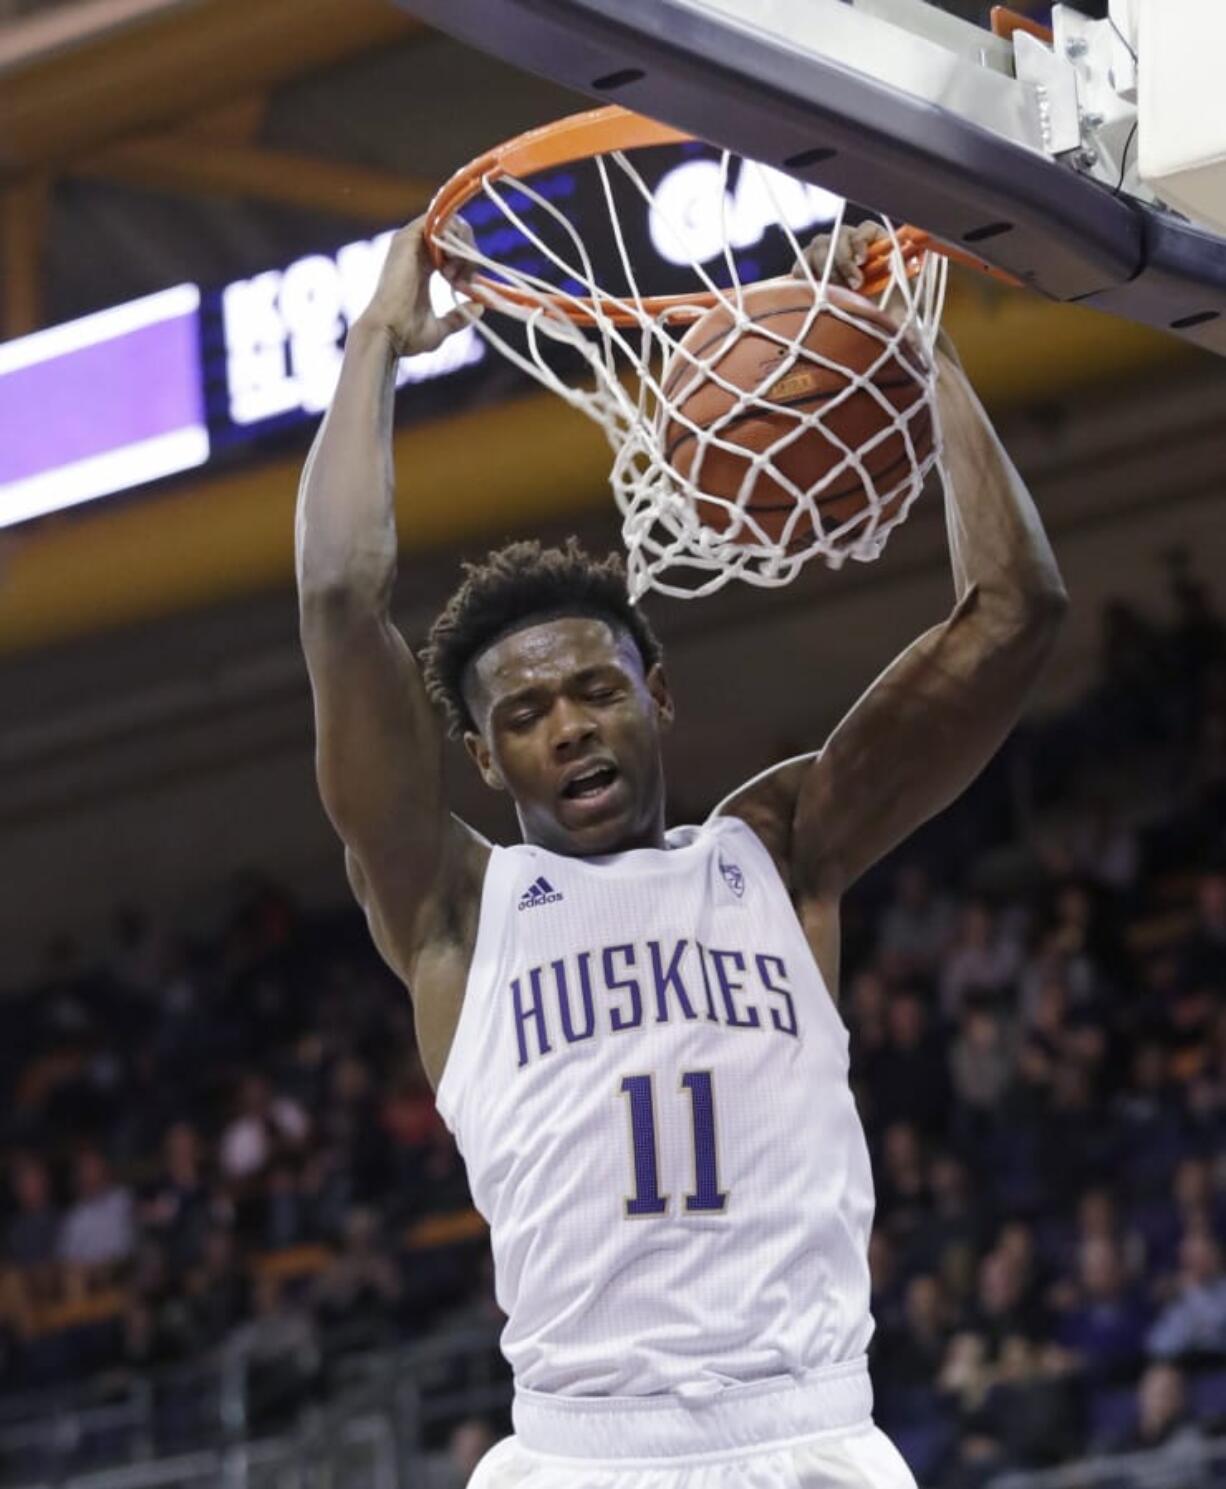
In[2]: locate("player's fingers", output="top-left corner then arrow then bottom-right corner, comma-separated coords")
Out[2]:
437,303 -> 482,339
792,234 -> 830,279
441,260 -> 477,292
834,244 -> 864,290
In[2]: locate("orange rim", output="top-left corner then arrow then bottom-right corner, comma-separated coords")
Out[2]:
425,104 -> 1021,326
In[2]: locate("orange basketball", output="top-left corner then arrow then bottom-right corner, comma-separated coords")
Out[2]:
661,280 -> 932,551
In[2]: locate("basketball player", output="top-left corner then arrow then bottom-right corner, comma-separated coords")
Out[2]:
296,216 -> 1067,1488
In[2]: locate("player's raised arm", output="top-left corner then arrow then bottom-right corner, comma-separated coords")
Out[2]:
295,219 -> 488,992
786,345 -> 1068,900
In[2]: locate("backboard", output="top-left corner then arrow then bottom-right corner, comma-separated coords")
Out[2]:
393,0 -> 1226,357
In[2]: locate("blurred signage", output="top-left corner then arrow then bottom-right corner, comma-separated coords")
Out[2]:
0,287 -> 207,529
207,230 -> 484,440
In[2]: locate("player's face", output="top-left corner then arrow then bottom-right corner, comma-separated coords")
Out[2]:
464,617 -> 674,855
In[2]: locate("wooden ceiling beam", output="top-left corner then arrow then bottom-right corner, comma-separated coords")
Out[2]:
0,0 -> 421,177
0,177 -> 49,338
179,95 -> 270,146
73,136 -> 436,224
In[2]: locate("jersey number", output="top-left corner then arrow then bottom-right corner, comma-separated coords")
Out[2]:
619,1072 -> 728,1217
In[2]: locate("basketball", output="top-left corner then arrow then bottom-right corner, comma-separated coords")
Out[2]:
660,280 -> 933,550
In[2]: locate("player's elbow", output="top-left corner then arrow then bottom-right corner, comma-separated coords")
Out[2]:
981,585 -> 1067,682
982,572 -> 1068,641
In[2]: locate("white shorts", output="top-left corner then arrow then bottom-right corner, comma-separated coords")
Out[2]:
468,1359 -> 916,1489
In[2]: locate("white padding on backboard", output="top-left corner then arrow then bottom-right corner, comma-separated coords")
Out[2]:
1137,0 -> 1226,232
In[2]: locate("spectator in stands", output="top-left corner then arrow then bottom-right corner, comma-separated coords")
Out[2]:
1066,802 -> 1141,896
1037,1060 -> 1115,1208
995,1222 -> 1046,1327
224,1273 -> 319,1431
949,999 -> 1016,1118
7,1152 -> 60,1272
1147,1230 -> 1226,1362
183,1225 -> 247,1350
1113,1041 -> 1186,1201
1055,1236 -> 1150,1384
876,863 -> 956,978
57,1147 -> 135,1280
844,970 -> 889,1114
424,1417 -> 499,1489
311,1207 -> 404,1355
381,1051 -> 448,1198
140,1121 -> 212,1269
875,1273 -> 951,1392
1127,1362 -> 1208,1466
258,1161 -> 311,1252
860,991 -> 950,1138
1177,869 -> 1226,991
219,1073 -> 310,1183
297,1146 -> 352,1242
940,902 -> 1021,1021
909,1152 -> 987,1284
1140,1157 -> 1226,1279
1070,1186 -> 1145,1284
977,1334 -> 1083,1469
868,1231 -> 904,1336
319,1054 -> 386,1204
969,1246 -> 1044,1353
116,1241 -> 189,1372
875,1124 -> 929,1254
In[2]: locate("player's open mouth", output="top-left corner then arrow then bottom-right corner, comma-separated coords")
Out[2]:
561,763 -> 619,802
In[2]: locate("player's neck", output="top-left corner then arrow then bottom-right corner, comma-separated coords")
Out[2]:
524,809 -> 669,857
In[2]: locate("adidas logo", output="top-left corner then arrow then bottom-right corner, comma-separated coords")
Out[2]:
518,876 -> 564,911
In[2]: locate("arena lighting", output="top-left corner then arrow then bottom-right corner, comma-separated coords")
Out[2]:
0,286 -> 208,530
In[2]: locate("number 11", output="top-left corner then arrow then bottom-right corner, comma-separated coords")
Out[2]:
620,1071 -> 728,1217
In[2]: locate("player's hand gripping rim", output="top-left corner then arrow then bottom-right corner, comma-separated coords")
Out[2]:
359,215 -> 483,360
795,220 -> 961,375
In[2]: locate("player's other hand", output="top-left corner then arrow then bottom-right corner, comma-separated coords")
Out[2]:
358,215 -> 482,358
792,221 -> 887,292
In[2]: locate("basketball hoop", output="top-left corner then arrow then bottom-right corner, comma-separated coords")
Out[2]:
425,106 -> 984,600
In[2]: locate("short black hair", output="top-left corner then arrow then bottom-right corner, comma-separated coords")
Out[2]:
421,539 -> 663,736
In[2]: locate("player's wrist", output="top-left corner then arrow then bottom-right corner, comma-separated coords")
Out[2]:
348,311 -> 406,363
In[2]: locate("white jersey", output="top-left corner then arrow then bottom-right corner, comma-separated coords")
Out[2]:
434,815 -> 875,1397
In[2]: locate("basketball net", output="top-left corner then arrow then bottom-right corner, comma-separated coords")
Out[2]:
430,125 -> 949,601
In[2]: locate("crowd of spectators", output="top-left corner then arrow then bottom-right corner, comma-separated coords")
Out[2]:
0,884 -> 480,1441
855,561 -> 1226,1484
0,560 -> 1224,1488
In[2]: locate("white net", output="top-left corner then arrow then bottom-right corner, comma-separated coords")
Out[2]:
432,147 -> 949,601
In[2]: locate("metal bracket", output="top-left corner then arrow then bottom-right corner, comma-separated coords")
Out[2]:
1013,30 -> 1080,156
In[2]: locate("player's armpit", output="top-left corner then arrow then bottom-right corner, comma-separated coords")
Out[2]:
711,757 -> 845,996
709,753 -> 816,890
789,586 -> 1064,898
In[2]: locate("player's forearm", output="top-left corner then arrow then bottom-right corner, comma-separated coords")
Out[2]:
295,317 -> 401,612
935,360 -> 1068,633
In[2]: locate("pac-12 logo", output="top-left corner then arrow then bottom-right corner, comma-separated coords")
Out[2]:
719,855 -> 745,898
